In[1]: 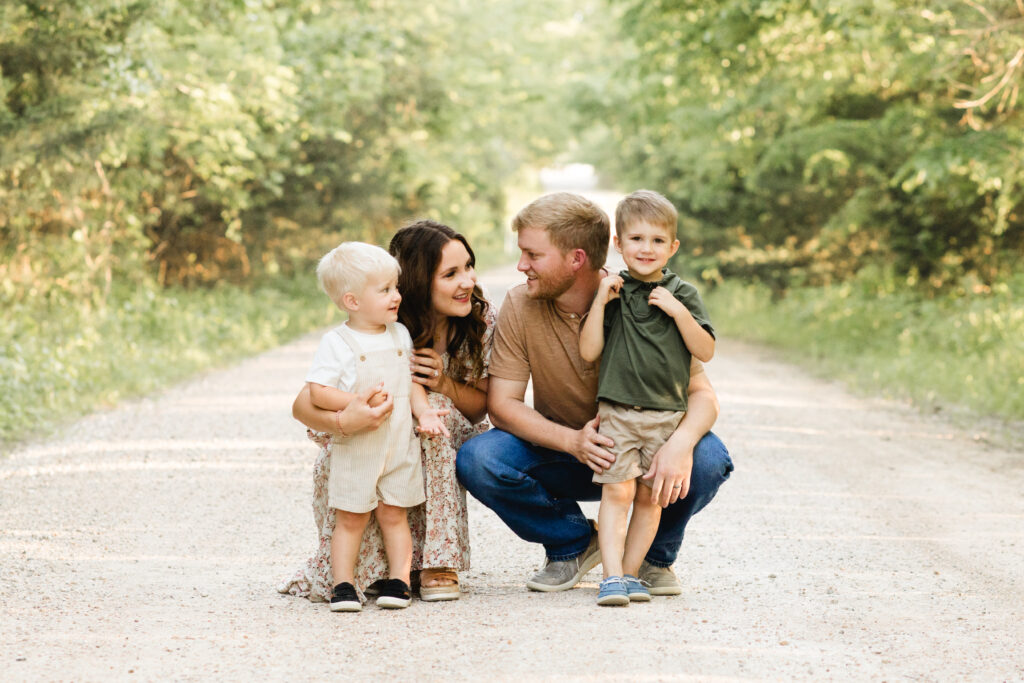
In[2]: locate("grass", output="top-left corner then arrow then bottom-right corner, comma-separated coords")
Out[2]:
705,270 -> 1024,431
0,274 -> 336,451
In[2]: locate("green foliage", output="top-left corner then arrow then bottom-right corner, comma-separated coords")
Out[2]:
0,274 -> 332,448
1,0 -> 593,302
591,0 -> 1024,291
706,269 -> 1024,422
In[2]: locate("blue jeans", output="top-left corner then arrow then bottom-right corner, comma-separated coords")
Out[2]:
456,428 -> 733,565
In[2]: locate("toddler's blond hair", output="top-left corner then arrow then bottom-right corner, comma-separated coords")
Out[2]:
316,242 -> 400,305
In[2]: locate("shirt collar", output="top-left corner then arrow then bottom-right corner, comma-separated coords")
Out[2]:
619,268 -> 672,292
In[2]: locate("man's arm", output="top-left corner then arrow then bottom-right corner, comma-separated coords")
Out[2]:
642,360 -> 719,506
487,376 -> 615,473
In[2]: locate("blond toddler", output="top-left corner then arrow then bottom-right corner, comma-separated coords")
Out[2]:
306,242 -> 449,612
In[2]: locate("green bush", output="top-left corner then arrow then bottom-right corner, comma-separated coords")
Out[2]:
706,270 -> 1024,422
0,274 -> 333,449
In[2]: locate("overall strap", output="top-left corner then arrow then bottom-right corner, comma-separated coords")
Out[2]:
386,323 -> 405,358
334,324 -> 364,358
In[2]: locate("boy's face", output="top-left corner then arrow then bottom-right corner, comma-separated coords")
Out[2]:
516,226 -> 576,300
347,271 -> 401,331
614,221 -> 680,282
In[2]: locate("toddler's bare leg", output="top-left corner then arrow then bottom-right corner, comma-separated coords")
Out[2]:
331,509 -> 371,586
622,481 -> 662,577
375,503 -> 412,584
598,480 -> 636,578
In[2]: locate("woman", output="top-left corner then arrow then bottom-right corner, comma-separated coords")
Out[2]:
278,219 -> 493,602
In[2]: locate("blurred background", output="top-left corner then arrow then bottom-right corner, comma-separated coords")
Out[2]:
2,0 -> 1021,447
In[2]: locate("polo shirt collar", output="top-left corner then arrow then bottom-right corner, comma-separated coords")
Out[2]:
619,268 -> 672,292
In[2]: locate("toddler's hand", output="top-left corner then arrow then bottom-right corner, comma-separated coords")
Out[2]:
416,408 -> 451,438
367,386 -> 389,408
648,286 -> 684,317
598,274 -> 623,304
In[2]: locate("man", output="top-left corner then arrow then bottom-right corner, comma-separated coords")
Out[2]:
456,192 -> 733,595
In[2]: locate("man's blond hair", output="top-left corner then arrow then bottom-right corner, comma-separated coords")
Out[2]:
511,192 -> 609,270
615,189 -> 678,238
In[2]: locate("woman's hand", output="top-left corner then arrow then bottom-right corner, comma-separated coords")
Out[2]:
411,348 -> 448,393
338,383 -> 394,435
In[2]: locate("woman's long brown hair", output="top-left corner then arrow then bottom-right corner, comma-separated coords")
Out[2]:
388,220 -> 490,381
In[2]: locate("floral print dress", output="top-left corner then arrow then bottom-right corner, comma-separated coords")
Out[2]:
278,306 -> 494,602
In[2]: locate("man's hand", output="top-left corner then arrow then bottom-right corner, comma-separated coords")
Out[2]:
648,286 -> 684,318
567,415 -> 616,474
642,437 -> 693,507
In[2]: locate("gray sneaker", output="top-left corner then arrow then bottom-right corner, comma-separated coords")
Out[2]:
638,561 -> 683,596
526,523 -> 601,592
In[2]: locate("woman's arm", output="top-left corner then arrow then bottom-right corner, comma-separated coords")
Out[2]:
292,382 -> 394,435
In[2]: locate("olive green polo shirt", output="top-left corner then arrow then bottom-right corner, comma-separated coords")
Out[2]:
597,269 -> 714,412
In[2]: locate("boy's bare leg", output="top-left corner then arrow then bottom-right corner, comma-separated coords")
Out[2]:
622,481 -> 662,577
598,480 -> 636,578
375,503 -> 412,584
332,509 -> 371,586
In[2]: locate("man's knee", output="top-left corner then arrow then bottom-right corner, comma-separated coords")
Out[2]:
691,432 -> 733,488
457,429 -> 532,492
458,429 -> 507,488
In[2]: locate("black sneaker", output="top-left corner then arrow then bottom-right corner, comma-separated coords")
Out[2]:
375,578 -> 412,609
363,579 -> 387,596
330,582 -> 361,612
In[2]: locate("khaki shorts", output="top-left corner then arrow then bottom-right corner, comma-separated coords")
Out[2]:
593,401 -> 685,485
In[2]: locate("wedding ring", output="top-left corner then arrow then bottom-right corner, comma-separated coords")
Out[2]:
433,370 -> 439,377
672,485 -> 681,489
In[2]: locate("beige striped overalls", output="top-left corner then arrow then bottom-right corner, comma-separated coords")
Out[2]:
327,323 -> 425,513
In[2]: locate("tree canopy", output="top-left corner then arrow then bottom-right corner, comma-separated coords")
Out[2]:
585,0 -> 1023,292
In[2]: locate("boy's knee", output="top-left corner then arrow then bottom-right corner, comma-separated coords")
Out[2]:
374,503 -> 406,526
601,480 -> 635,506
335,509 -> 369,531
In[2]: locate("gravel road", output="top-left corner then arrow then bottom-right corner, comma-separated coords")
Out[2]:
2,260 -> 1022,682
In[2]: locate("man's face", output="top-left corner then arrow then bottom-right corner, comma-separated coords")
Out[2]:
516,226 -> 576,300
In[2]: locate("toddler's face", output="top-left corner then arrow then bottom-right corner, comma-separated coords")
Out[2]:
352,271 -> 402,329
615,221 -> 680,282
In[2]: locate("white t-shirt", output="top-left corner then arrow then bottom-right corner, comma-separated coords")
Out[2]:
306,322 -> 414,391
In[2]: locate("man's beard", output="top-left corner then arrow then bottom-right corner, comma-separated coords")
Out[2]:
526,268 -> 575,300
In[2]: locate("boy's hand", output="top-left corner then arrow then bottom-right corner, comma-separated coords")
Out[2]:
648,286 -> 684,318
367,387 -> 389,408
597,274 -> 624,304
416,408 -> 451,438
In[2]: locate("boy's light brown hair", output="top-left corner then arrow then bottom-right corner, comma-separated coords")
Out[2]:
511,192 -> 609,271
615,189 -> 678,238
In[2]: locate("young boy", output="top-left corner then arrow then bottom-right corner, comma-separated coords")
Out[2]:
306,242 -> 449,612
579,190 -> 715,606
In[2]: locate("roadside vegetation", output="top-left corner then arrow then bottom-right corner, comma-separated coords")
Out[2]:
582,0 -> 1023,428
706,271 -> 1024,422
3,0 -> 1021,447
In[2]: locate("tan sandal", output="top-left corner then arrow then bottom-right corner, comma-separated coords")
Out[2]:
418,568 -> 460,602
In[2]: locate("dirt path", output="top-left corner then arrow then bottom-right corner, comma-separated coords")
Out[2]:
2,261 -> 1022,681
